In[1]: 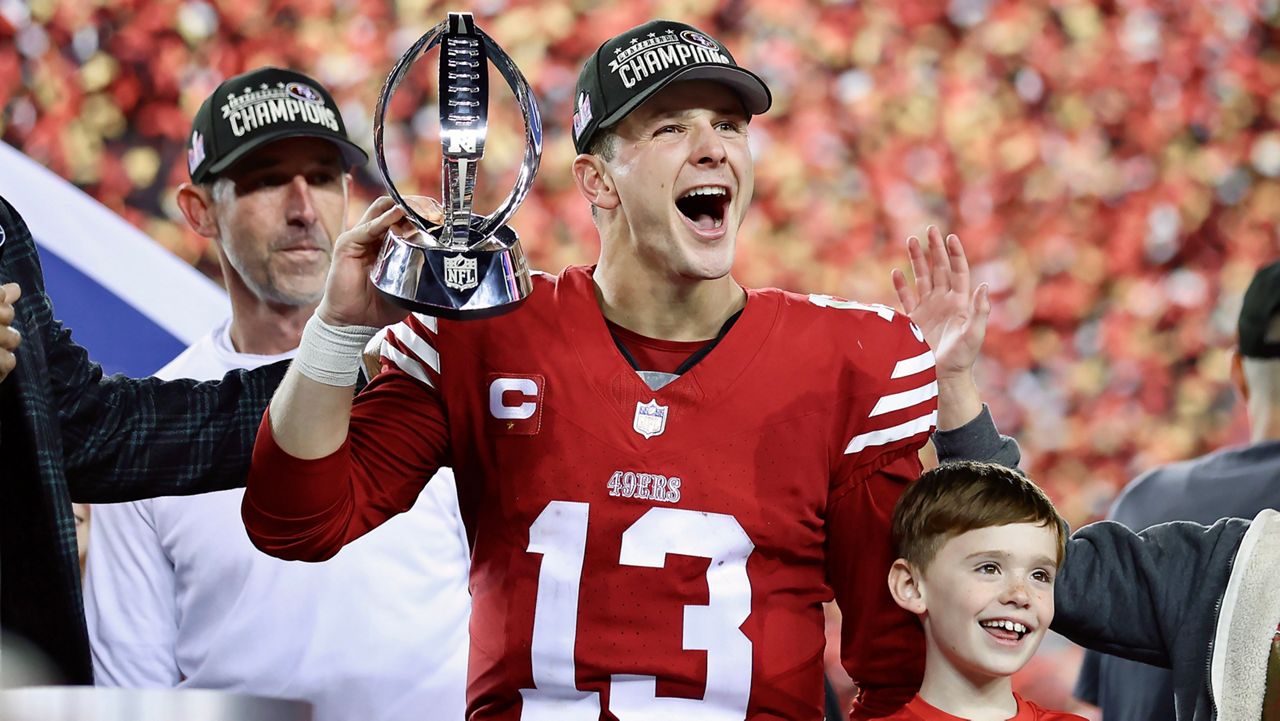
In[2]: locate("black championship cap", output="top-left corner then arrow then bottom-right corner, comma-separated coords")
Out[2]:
1239,260 -> 1280,358
187,67 -> 368,183
572,20 -> 772,154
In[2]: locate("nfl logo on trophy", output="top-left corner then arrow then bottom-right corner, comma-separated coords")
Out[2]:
633,400 -> 669,439
444,254 -> 479,291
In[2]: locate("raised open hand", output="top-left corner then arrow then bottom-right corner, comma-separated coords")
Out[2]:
892,226 -> 990,382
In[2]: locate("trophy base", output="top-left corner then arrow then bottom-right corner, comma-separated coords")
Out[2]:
370,224 -> 533,319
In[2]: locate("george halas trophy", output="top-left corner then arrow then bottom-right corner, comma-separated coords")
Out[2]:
370,12 -> 541,318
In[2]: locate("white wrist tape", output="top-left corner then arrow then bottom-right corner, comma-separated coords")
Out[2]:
294,313 -> 380,387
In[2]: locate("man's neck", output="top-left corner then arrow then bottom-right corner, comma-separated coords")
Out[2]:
918,641 -> 1018,721
593,256 -> 745,342
226,292 -> 316,356
1249,406 -> 1280,444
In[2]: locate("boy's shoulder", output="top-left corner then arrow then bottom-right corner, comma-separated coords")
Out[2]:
878,695 -> 959,720
881,694 -> 1088,720
1015,693 -> 1089,720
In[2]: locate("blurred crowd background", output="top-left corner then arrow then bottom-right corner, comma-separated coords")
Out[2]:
4,0 -> 1279,714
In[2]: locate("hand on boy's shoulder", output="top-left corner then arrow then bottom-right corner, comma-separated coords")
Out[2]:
883,693 -> 1089,720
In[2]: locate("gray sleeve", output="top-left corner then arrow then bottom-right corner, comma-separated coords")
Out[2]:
1051,517 -> 1247,668
931,404 -> 1021,469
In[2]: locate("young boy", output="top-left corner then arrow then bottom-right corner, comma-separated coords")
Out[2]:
885,461 -> 1086,720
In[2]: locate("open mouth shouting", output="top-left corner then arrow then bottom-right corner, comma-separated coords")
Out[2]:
979,618 -> 1033,645
675,185 -> 731,237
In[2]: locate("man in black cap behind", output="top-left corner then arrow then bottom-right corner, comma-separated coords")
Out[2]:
179,66 -> 367,355
240,20 -> 1009,720
1,67 -> 378,688
1075,259 -> 1280,721
82,67 -> 472,720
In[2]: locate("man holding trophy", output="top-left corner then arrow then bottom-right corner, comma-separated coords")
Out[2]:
242,15 -> 1006,720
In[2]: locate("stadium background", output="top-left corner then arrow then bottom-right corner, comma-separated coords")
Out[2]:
4,0 -> 1279,714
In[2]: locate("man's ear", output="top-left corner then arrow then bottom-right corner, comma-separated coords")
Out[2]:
888,559 -> 927,615
572,154 -> 620,212
176,182 -> 219,239
1230,349 -> 1250,403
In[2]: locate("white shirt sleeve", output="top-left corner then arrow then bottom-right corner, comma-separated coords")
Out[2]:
84,500 -> 182,686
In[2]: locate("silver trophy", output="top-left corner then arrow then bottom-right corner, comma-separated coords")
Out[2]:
370,12 -> 541,318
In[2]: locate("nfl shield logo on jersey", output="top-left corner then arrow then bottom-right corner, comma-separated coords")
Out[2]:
443,254 -> 479,291
632,399 -> 668,439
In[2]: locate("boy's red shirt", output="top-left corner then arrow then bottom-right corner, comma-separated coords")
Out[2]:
881,693 -> 1088,720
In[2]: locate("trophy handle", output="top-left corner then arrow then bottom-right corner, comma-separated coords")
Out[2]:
373,14 -> 542,249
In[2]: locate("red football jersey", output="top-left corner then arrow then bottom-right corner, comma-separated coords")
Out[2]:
881,693 -> 1089,720
245,266 -> 940,720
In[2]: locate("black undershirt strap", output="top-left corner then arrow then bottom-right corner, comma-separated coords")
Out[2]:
610,310 -> 744,376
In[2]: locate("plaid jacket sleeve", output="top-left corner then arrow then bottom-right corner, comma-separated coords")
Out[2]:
53,329 -> 288,503
0,194 -> 286,503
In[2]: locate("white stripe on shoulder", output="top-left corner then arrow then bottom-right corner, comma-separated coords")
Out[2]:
381,343 -> 434,387
411,313 -> 438,333
844,411 -> 938,455
870,381 -> 939,417
891,351 -> 935,379
385,321 -> 440,374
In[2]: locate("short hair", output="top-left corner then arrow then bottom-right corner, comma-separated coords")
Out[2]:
891,461 -> 1067,572
586,129 -> 620,221
204,177 -> 233,203
587,127 -> 620,162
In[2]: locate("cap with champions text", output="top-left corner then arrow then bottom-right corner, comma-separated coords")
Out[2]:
1239,260 -> 1280,358
572,20 -> 773,154
187,67 -> 368,183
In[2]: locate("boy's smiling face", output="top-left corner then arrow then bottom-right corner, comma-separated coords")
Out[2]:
897,522 -> 1060,682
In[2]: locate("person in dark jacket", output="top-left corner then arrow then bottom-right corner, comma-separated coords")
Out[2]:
1055,508 -> 1280,720
1075,259 -> 1280,721
0,195 -> 286,684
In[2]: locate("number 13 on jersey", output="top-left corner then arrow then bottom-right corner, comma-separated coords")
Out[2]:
519,501 -> 756,720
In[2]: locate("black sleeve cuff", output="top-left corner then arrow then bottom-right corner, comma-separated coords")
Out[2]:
932,403 -> 1022,470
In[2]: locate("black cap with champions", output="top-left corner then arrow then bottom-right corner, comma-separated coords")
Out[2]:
571,20 -> 772,154
186,66 -> 368,183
